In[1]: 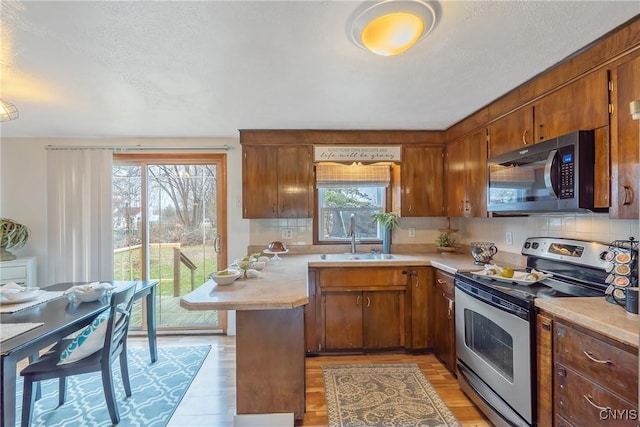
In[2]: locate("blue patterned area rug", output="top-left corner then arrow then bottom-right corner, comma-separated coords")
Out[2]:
16,346 -> 211,427
323,363 -> 461,427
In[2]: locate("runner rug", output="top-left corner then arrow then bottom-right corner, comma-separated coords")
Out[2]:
15,345 -> 211,427
322,363 -> 461,427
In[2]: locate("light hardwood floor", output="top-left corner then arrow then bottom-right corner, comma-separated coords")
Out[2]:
128,334 -> 491,427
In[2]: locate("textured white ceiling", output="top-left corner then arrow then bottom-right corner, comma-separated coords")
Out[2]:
1,1 -> 638,138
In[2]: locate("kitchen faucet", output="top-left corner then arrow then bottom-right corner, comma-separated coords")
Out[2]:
348,213 -> 357,254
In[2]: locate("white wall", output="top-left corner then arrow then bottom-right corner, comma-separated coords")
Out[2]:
0,137 -> 249,285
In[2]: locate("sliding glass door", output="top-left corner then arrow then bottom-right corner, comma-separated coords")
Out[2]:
112,153 -> 227,332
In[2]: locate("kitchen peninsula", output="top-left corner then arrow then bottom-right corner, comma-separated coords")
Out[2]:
179,251 -> 480,422
180,250 -> 639,425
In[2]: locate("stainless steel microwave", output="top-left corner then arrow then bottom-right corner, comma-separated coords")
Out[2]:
487,130 -> 601,214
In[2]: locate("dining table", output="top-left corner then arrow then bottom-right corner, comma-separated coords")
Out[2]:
0,280 -> 159,427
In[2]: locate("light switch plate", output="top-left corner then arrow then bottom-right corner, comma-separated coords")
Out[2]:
281,228 -> 293,240
506,231 -> 513,245
408,227 -> 416,238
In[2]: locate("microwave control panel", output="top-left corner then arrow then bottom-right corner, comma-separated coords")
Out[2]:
558,146 -> 575,199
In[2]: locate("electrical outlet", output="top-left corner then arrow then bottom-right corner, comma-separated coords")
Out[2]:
506,231 -> 513,245
408,227 -> 416,238
281,228 -> 293,240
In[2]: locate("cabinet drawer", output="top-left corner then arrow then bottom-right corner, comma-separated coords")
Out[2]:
319,268 -> 407,290
434,270 -> 454,298
555,364 -> 636,426
0,265 -> 27,281
555,322 -> 638,402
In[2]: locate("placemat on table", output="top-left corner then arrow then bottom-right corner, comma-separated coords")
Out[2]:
0,291 -> 64,314
0,322 -> 44,342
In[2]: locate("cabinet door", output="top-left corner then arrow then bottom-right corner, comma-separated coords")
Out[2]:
534,69 -> 609,142
242,146 -> 278,218
324,291 -> 363,350
401,146 -> 444,217
433,270 -> 455,372
408,268 -> 431,350
277,146 -> 313,218
610,54 -> 640,219
488,106 -> 534,158
536,314 -> 554,427
463,129 -> 488,217
445,139 -> 466,217
363,291 -> 404,349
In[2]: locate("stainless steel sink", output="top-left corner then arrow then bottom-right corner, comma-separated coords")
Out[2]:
319,253 -> 394,261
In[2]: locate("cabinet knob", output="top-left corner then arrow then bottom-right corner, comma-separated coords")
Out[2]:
557,366 -> 566,377
356,295 -> 361,306
366,296 -> 371,307
541,321 -> 551,331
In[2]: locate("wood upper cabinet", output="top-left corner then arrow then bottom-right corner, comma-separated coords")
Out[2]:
446,129 -> 488,217
610,53 -> 640,219
487,106 -> 534,158
406,267 -> 432,350
432,270 -> 455,373
533,69 -> 609,142
242,145 -> 313,219
400,145 -> 445,217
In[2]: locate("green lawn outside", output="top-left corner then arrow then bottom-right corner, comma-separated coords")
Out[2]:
113,244 -> 218,297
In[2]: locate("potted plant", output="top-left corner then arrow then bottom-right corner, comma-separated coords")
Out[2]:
1,218 -> 31,261
436,228 -> 458,253
371,212 -> 399,254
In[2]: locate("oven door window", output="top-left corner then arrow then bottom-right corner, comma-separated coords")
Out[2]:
463,309 -> 513,382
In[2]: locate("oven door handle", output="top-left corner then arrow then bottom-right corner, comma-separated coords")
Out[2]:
543,149 -> 559,199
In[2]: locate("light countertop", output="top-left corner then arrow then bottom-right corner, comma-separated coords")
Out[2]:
535,297 -> 639,348
180,250 -> 639,349
180,252 -> 484,311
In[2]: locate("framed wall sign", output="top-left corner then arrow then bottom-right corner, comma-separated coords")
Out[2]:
313,146 -> 401,162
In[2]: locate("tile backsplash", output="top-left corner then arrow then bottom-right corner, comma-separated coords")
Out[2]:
249,214 -> 639,255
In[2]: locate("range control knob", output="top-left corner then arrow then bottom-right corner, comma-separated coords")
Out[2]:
532,242 -> 539,249
524,242 -> 531,249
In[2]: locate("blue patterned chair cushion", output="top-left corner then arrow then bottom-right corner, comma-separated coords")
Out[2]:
58,310 -> 110,365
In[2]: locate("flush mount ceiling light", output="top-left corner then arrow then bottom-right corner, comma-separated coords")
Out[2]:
0,99 -> 19,122
349,0 -> 436,56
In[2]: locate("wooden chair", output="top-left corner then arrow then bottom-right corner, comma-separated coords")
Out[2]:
20,284 -> 137,426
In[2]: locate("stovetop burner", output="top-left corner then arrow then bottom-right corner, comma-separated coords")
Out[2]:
456,237 -> 637,308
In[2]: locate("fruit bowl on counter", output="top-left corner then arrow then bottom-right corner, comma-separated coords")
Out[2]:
210,269 -> 241,286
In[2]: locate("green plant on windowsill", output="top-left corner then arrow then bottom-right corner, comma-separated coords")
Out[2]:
371,212 -> 399,254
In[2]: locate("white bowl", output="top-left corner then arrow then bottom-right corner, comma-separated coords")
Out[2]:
0,287 -> 40,302
211,269 -> 241,286
251,261 -> 265,270
73,289 -> 108,302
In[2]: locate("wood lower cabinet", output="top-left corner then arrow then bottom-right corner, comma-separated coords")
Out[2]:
610,52 -> 640,219
406,267 -> 432,351
323,290 -> 405,350
432,270 -> 455,373
537,313 -> 638,427
306,266 -> 434,354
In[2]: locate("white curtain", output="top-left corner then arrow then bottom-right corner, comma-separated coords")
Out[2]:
46,149 -> 113,284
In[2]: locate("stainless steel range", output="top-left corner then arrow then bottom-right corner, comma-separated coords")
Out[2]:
454,237 -> 637,427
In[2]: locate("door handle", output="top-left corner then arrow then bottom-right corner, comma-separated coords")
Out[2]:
543,149 -> 558,199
